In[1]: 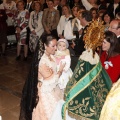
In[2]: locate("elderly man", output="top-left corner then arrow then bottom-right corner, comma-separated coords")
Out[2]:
109,19 -> 120,43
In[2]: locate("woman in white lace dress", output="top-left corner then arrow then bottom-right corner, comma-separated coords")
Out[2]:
32,35 -> 65,120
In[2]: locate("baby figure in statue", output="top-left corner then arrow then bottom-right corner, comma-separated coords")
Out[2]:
55,39 -> 73,90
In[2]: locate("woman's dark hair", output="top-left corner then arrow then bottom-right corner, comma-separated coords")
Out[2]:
72,5 -> 80,17
41,34 -> 56,46
102,11 -> 114,24
104,31 -> 120,60
19,39 -> 44,120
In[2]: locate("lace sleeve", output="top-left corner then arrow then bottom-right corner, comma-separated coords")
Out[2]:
38,59 -> 59,92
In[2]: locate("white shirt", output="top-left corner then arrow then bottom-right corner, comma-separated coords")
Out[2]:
57,15 -> 73,36
81,0 -> 93,10
114,3 -> 119,15
26,1 -> 32,10
64,18 -> 82,40
54,5 -> 58,10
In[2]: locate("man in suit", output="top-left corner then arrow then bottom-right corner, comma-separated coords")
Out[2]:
73,10 -> 93,56
107,0 -> 120,17
25,0 -> 33,13
53,0 -> 62,16
70,10 -> 92,70
109,19 -> 120,44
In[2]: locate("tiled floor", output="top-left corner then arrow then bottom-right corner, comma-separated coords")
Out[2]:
0,46 -> 32,120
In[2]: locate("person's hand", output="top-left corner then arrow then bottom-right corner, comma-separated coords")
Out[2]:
16,27 -> 21,33
79,28 -> 83,35
59,62 -> 66,72
71,40 -> 76,49
32,30 -> 36,35
45,27 -> 51,34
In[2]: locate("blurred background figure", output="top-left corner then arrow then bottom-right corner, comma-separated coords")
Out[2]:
60,0 -> 67,7
57,5 -> 72,39
53,0 -> 62,16
25,0 -> 33,13
13,0 -> 29,61
42,0 -> 49,10
42,0 -> 60,39
102,11 -> 114,31
68,0 -> 83,9
29,1 -> 44,52
107,0 -> 120,17
90,7 -> 98,20
98,9 -> 106,21
0,0 -> 8,56
3,0 -> 16,46
81,0 -> 98,10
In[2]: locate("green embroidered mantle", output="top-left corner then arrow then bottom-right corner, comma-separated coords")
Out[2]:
62,59 -> 112,120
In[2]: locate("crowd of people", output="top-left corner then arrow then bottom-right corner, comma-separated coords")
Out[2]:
0,0 -> 120,120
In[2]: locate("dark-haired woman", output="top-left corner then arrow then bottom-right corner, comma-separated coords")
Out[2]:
102,11 -> 114,31
32,35 -> 65,120
19,35 -> 65,120
100,31 -> 120,83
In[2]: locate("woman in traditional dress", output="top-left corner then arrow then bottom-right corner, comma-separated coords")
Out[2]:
19,35 -> 65,120
29,1 -> 44,52
13,0 -> 29,60
51,19 -> 112,120
32,35 -> 65,120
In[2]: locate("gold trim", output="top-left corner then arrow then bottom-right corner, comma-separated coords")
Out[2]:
68,111 -> 94,120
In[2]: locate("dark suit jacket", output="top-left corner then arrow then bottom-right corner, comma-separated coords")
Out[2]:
107,2 -> 120,16
118,36 -> 120,44
25,2 -> 33,13
74,26 -> 88,56
57,5 -> 62,16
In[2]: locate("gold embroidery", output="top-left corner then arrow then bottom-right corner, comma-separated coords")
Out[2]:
68,74 -> 109,120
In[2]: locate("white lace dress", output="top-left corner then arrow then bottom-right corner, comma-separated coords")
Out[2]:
32,53 -> 63,120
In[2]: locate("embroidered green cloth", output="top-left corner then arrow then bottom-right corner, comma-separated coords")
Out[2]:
62,59 -> 112,120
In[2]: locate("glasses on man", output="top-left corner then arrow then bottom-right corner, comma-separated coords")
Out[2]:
109,26 -> 118,30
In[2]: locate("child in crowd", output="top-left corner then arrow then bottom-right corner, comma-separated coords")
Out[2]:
55,39 -> 73,90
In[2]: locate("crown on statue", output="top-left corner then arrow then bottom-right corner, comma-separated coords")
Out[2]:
83,19 -> 105,50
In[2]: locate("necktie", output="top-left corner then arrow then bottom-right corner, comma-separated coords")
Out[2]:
26,4 -> 29,10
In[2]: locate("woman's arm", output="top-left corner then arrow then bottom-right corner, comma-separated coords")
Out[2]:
34,12 -> 43,34
20,11 -> 30,30
29,11 -> 34,31
81,0 -> 93,10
